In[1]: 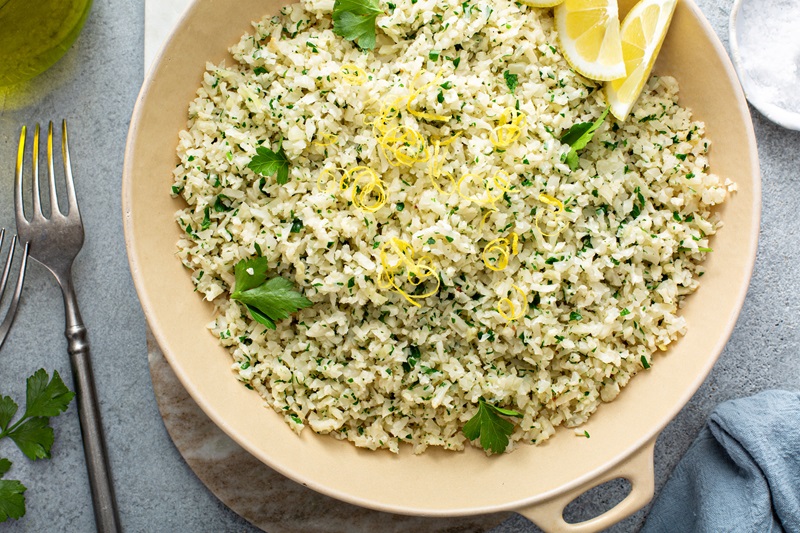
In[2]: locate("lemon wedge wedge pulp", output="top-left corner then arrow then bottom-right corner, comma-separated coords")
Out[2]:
605,0 -> 677,120
554,0 -> 626,81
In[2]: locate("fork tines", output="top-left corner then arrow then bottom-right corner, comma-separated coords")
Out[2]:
0,228 -> 29,351
15,121 -> 81,225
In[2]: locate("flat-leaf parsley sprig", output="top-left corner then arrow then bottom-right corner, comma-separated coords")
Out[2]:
248,140 -> 291,185
559,106 -> 610,171
231,257 -> 313,330
332,0 -> 383,51
0,369 -> 75,522
462,397 -> 522,454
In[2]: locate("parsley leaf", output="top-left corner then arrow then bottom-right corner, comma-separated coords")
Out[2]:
0,397 -> 17,432
8,418 -> 53,461
231,257 -> 312,330
462,398 -> 522,454
24,370 -> 74,419
560,107 -> 610,171
332,0 -> 382,51
0,459 -> 26,522
248,143 -> 290,185
503,70 -> 518,93
0,370 -> 74,522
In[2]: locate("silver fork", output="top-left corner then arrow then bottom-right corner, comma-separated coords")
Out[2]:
0,229 -> 29,351
15,121 -> 121,533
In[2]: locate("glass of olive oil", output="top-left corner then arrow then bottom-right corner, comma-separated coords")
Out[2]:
0,0 -> 93,87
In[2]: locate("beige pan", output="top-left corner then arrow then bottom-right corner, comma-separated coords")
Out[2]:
123,0 -> 760,530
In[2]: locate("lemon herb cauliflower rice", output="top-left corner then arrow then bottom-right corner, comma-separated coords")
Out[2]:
171,0 -> 734,454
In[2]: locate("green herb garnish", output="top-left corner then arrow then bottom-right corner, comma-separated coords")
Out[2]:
569,311 -> 582,321
402,345 -> 421,373
0,369 -> 75,522
0,459 -> 25,522
462,398 -> 522,454
641,355 -> 651,369
503,70 -> 518,93
332,0 -> 382,51
200,206 -> 211,231
248,141 -> 290,185
290,218 -> 304,233
231,257 -> 312,330
559,107 -> 610,171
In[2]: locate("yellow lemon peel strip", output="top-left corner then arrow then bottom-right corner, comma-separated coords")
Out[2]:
407,71 -> 449,122
491,108 -> 526,149
379,238 -> 440,306
536,193 -> 566,237
498,285 -> 527,321
482,232 -> 519,271
316,167 -> 342,193
340,166 -> 387,212
313,132 -> 338,147
457,173 -> 500,207
458,170 -> 517,208
427,135 -> 461,194
379,125 -> 429,167
492,170 -> 515,193
340,64 -> 367,85
366,97 -> 403,136
479,209 -> 497,231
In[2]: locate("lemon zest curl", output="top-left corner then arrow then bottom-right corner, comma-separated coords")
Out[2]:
482,232 -> 519,271
379,238 -> 441,307
490,107 -> 526,149
339,166 -> 387,212
536,193 -> 566,237
498,285 -> 527,321
340,64 -> 367,85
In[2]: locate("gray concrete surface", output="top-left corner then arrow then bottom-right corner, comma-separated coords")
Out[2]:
0,0 -> 795,531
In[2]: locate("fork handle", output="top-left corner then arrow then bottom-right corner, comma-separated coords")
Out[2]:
67,324 -> 122,533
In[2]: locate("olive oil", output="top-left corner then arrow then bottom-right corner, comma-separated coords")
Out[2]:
0,0 -> 93,87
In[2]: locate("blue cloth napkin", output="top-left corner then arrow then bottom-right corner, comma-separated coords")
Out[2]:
642,390 -> 800,533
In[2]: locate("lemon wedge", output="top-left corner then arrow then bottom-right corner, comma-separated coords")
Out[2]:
605,0 -> 677,120
521,0 -> 565,7
554,0 -> 626,81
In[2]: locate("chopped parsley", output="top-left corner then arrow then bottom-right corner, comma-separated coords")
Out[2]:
402,345 -> 421,372
503,70 -> 518,93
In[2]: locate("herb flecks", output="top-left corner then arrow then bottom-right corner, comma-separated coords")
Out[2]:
333,0 -> 382,51
462,397 -> 522,454
503,70 -> 518,94
231,257 -> 312,330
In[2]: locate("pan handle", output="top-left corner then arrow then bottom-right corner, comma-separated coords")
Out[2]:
516,438 -> 656,533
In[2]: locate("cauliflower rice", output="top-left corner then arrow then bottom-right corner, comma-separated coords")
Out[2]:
171,0 -> 734,454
